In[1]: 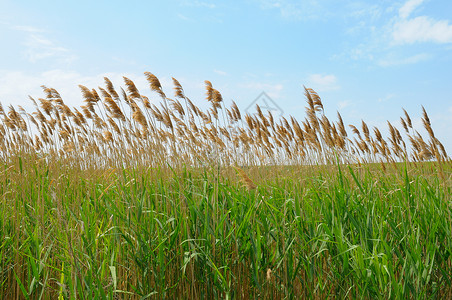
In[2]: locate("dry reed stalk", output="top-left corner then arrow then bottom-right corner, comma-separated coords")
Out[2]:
205,80 -> 214,103
400,117 -> 409,133
39,99 -> 54,116
104,77 -> 120,101
123,76 -> 141,99
0,71 -> 449,171
161,109 -> 174,130
145,72 -> 166,99
170,100 -> 185,117
81,105 -> 93,119
361,120 -> 370,142
79,85 -> 98,109
105,97 -> 126,121
172,77 -> 185,99
231,101 -> 241,121
403,108 -> 412,129
73,108 -> 86,125
349,125 -> 361,138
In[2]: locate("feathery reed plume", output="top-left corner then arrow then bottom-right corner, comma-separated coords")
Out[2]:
361,120 -> 370,142
39,99 -> 53,116
172,77 -> 185,98
400,117 -> 408,133
104,97 -> 125,121
107,116 -> 121,134
141,95 -> 152,109
132,104 -> 148,129
205,80 -> 213,103
336,112 -> 347,137
120,87 -> 129,104
0,71 -> 447,172
349,125 -> 361,138
233,166 -> 257,190
144,72 -> 166,99
185,98 -> 198,116
79,85 -> 96,104
422,106 -> 430,126
231,101 -> 241,121
150,104 -> 164,122
266,268 -> 272,281
171,100 -> 185,117
306,88 -> 324,112
91,89 -> 101,103
81,105 -> 93,119
421,106 -> 435,138
72,108 -> 85,127
28,96 -> 38,107
403,108 -> 412,129
212,89 -> 223,104
123,76 -> 141,99
103,130 -> 113,142
104,77 -> 120,100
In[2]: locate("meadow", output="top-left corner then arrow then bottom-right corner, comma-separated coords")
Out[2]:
0,73 -> 451,299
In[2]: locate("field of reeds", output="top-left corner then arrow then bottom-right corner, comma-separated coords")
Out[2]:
0,72 -> 451,299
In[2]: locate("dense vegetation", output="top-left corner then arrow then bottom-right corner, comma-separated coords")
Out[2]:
0,73 -> 450,299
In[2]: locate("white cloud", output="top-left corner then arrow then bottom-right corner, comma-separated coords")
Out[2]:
307,74 -> 339,92
343,1 -> 452,66
348,3 -> 383,22
393,16 -> 452,44
195,1 -> 216,9
10,25 -> 78,64
214,69 -> 227,76
23,34 -> 77,63
257,0 -> 322,21
377,93 -> 396,102
242,82 -> 284,99
182,1 -> 216,9
244,82 -> 283,91
338,100 -> 352,110
378,53 -> 430,66
399,0 -> 424,19
13,25 -> 44,33
176,13 -> 193,22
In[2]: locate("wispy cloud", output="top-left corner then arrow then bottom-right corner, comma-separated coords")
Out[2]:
378,53 -> 430,66
24,34 -> 76,63
13,25 -> 77,64
338,100 -> 352,110
342,0 -> 452,66
377,93 -> 396,102
178,1 -> 222,23
214,69 -> 227,76
244,82 -> 283,91
13,25 -> 44,33
242,81 -> 284,99
392,16 -> 452,44
181,1 -> 216,9
194,1 -> 216,9
392,0 -> 452,45
176,13 -> 193,22
307,74 -> 339,92
398,0 -> 424,19
257,0 -> 323,21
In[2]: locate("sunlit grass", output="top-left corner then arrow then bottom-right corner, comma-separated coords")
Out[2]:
1,155 -> 451,299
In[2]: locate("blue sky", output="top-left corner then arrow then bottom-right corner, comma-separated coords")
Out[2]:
1,0 -> 452,153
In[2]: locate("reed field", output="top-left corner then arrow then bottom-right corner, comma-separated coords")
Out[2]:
0,72 -> 451,299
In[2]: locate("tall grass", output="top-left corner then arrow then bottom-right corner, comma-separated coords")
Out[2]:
0,73 -> 451,299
